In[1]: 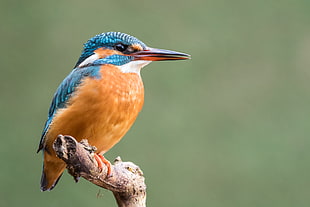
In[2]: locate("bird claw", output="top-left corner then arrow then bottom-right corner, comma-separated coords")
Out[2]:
94,153 -> 112,177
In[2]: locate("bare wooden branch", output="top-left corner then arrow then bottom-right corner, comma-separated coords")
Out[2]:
53,135 -> 146,207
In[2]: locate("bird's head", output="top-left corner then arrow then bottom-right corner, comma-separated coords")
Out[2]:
75,32 -> 190,74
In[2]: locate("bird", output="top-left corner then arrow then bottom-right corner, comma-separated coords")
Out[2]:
37,32 -> 190,191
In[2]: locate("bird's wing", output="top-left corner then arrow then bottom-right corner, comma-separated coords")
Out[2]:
37,66 -> 101,152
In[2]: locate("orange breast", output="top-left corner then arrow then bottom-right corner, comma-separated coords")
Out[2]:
45,65 -> 144,155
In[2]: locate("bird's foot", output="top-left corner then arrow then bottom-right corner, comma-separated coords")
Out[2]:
94,153 -> 112,177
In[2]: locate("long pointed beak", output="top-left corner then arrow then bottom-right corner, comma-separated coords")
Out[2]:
132,47 -> 190,61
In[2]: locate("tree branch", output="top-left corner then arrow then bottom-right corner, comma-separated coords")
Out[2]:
53,135 -> 146,207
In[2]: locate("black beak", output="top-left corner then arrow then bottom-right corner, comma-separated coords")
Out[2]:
132,47 -> 190,61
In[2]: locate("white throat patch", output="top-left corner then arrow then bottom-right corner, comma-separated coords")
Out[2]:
117,60 -> 151,75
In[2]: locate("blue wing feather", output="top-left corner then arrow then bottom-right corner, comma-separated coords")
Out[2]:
37,65 -> 102,152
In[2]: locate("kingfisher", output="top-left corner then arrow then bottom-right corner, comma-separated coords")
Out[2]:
37,32 -> 190,191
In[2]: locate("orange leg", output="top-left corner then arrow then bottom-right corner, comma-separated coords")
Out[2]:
94,153 -> 112,176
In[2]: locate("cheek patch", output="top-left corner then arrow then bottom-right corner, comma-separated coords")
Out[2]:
94,48 -> 122,59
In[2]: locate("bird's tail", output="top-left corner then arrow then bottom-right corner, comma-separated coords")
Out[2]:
40,152 -> 66,191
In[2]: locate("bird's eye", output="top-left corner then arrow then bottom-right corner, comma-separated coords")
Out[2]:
114,43 -> 128,52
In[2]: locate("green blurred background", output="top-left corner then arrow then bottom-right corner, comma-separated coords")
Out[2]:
1,0 -> 310,206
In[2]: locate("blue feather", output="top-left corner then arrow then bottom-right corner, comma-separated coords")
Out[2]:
93,54 -> 134,66
37,65 -> 102,152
